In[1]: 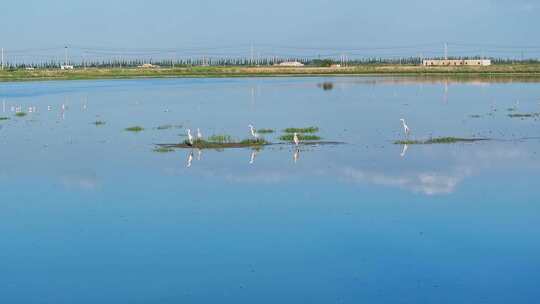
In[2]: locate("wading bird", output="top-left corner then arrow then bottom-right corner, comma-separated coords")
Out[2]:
197,128 -> 203,140
187,129 -> 194,146
248,124 -> 259,139
293,132 -> 300,146
400,118 -> 411,138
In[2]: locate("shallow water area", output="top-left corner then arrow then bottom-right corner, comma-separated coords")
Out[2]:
0,76 -> 539,303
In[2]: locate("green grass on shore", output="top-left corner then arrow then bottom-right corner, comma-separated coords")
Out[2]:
2,64 -> 540,82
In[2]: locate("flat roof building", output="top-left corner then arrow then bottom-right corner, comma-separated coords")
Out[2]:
275,61 -> 305,67
423,59 -> 491,66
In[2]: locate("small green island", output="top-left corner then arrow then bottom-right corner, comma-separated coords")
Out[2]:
394,137 -> 490,145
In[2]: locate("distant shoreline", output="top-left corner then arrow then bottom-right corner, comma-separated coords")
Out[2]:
2,64 -> 540,82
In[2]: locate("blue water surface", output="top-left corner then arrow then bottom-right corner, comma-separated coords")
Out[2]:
0,77 -> 539,303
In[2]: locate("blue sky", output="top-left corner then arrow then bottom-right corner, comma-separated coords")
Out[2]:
1,0 -> 539,58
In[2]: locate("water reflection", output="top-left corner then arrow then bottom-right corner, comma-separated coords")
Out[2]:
197,148 -> 202,161
186,150 -> 193,168
400,144 -> 408,158
249,149 -> 257,164
1,77 -> 539,303
293,148 -> 300,163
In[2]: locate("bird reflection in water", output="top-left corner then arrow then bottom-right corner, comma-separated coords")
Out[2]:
400,144 -> 408,158
293,148 -> 300,163
186,150 -> 194,168
249,149 -> 258,164
197,149 -> 202,161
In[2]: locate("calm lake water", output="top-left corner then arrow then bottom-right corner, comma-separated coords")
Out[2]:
1,77 -> 539,303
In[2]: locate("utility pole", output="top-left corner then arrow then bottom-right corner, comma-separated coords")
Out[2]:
444,42 -> 448,60
64,46 -> 68,66
250,43 -> 254,66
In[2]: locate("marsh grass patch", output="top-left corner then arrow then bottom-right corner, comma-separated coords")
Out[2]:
156,124 -> 173,130
207,134 -> 234,143
508,113 -> 540,118
15,112 -> 27,117
125,126 -> 144,132
239,138 -> 268,145
153,147 -> 175,153
284,126 -> 319,133
180,137 -> 269,148
394,137 -> 488,145
280,134 -> 322,141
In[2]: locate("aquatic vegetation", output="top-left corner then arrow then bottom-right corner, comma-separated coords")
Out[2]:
508,113 -> 540,118
0,117 -> 10,121
93,120 -> 106,126
156,124 -> 172,130
155,124 -> 181,130
280,134 -> 322,141
284,126 -> 320,133
15,112 -> 27,117
317,82 -> 334,91
125,126 -> 144,132
257,129 -> 274,134
177,137 -> 269,149
207,134 -> 234,143
469,114 -> 482,118
394,137 -> 488,145
239,138 -> 268,145
394,140 -> 423,145
153,146 -> 175,153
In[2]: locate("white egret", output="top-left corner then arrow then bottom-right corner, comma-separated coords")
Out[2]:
400,118 -> 411,138
248,124 -> 259,139
197,128 -> 203,140
186,129 -> 194,146
293,132 -> 300,146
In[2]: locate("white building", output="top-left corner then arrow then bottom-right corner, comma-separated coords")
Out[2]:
60,65 -> 74,70
423,59 -> 491,66
275,61 -> 305,67
137,63 -> 159,68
